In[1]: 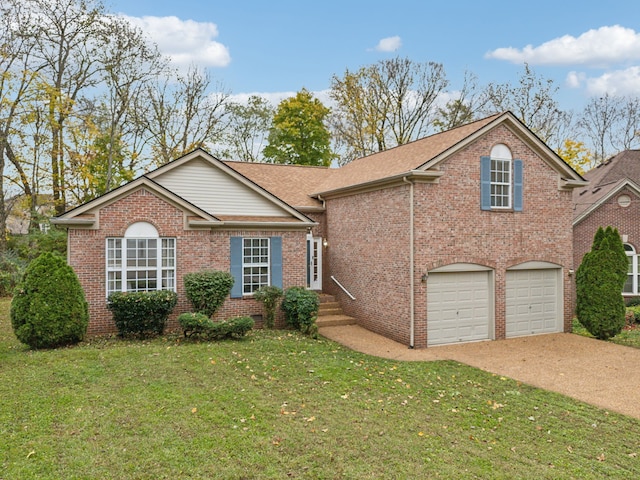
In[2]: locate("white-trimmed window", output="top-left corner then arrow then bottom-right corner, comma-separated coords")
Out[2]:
624,243 -> 639,295
230,236 -> 282,298
242,237 -> 270,294
106,222 -> 176,296
490,144 -> 512,208
480,144 -> 523,212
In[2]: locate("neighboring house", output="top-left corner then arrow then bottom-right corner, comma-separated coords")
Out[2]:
53,111 -> 586,347
573,150 -> 640,298
5,194 -> 55,234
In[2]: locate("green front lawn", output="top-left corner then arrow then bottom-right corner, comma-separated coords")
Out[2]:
572,318 -> 640,348
1,297 -> 639,479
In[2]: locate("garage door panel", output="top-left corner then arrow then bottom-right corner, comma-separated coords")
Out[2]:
506,269 -> 561,338
428,271 -> 491,346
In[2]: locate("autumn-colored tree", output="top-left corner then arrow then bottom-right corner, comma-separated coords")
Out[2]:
556,139 -> 593,174
330,57 -> 448,164
263,89 -> 335,166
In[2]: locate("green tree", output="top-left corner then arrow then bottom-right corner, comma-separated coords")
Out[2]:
576,227 -> 626,340
263,89 -> 335,166
11,252 -> 88,348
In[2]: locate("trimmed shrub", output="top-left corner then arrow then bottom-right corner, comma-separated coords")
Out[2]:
107,290 -> 178,338
281,287 -> 319,335
576,230 -> 626,340
183,270 -> 234,317
178,312 -> 254,340
626,306 -> 640,324
10,252 -> 88,349
625,297 -> 640,307
253,285 -> 283,328
178,312 -> 215,338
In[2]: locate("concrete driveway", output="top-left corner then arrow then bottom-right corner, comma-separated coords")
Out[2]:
319,325 -> 640,420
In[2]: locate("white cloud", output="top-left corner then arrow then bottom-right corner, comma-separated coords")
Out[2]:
229,89 -> 334,108
486,25 -> 640,67
122,15 -> 231,68
565,71 -> 585,89
570,66 -> 640,96
374,36 -> 402,52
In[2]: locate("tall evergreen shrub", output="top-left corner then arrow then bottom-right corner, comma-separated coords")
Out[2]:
576,227 -> 627,340
10,252 -> 88,348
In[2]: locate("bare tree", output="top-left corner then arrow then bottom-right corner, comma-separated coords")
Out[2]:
481,64 -> 566,145
330,56 -> 449,164
579,94 -> 623,163
433,70 -> 488,131
215,96 -> 274,162
142,65 -> 229,165
578,94 -> 640,163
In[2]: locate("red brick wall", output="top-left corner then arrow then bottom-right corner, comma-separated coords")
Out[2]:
67,188 -> 308,335
324,187 -> 413,344
573,186 -> 640,296
324,125 -> 575,348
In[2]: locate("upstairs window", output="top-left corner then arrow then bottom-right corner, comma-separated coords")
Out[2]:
481,144 -> 523,211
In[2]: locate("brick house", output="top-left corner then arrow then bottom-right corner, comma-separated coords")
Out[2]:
573,150 -> 640,298
53,111 -> 586,347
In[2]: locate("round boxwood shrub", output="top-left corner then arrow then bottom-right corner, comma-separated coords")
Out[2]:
10,252 -> 88,349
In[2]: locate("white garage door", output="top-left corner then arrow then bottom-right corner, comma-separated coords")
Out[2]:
427,271 -> 491,346
506,268 -> 561,338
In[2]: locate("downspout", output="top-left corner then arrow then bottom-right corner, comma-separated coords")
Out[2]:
403,176 -> 415,349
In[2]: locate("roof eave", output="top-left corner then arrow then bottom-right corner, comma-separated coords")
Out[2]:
51,217 -> 96,227
313,170 -> 443,199
191,220 -> 317,230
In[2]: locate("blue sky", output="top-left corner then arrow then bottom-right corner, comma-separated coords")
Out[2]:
107,0 -> 640,112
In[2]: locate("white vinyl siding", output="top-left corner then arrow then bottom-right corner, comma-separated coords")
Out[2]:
154,158 -> 288,216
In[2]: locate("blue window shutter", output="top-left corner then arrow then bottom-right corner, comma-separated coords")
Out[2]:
270,236 -> 283,288
480,156 -> 492,210
230,237 -> 243,298
513,159 -> 523,212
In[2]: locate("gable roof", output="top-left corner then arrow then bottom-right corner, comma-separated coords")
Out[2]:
573,150 -> 640,225
312,111 -> 586,197
223,161 -> 333,212
53,149 -> 316,229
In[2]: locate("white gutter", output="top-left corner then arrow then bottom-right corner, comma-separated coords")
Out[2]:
403,176 -> 415,349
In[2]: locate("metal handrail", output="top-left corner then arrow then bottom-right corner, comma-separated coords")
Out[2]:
330,276 -> 356,300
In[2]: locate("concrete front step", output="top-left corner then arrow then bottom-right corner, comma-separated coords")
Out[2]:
316,314 -> 357,327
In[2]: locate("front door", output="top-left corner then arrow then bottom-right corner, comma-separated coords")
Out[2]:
307,235 -> 322,290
